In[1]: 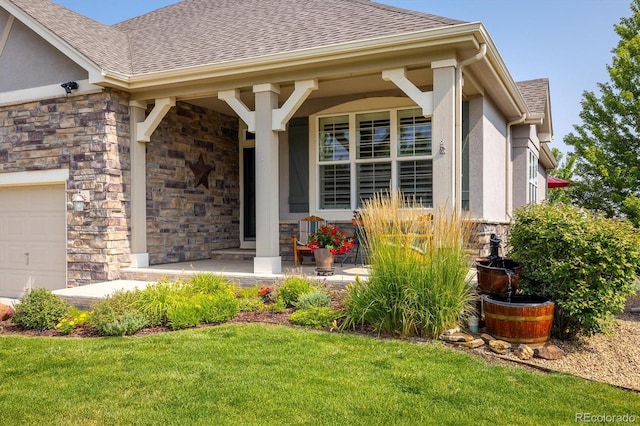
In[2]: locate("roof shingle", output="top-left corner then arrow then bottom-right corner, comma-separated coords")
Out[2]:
516,78 -> 549,116
9,0 -> 466,75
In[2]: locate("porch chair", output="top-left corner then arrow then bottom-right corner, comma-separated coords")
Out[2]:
292,215 -> 326,266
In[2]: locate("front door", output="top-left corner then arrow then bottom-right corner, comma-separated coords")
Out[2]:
240,126 -> 256,248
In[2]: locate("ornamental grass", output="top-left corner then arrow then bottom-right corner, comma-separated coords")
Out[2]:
342,191 -> 476,338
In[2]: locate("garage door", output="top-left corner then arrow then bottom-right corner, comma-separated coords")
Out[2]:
0,185 -> 67,298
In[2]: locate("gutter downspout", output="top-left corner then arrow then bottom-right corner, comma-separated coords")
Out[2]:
455,43 -> 486,213
505,114 -> 526,220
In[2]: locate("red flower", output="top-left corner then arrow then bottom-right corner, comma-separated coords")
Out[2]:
307,224 -> 354,254
257,286 -> 271,296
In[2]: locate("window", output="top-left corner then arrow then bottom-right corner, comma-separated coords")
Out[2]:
528,151 -> 538,204
317,108 -> 432,209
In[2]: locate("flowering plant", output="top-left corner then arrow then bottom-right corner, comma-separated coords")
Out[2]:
257,286 -> 273,303
307,225 -> 355,255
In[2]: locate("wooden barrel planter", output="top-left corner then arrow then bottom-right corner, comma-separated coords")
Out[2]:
483,294 -> 554,346
475,258 -> 523,297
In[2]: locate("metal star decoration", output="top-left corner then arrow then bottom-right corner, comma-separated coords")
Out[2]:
189,153 -> 213,189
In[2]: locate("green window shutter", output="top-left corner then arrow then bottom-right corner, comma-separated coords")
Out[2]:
288,117 -> 309,213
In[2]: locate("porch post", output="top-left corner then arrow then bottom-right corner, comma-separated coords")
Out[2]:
129,98 -> 175,268
253,84 -> 282,274
129,101 -> 149,267
431,59 -> 458,212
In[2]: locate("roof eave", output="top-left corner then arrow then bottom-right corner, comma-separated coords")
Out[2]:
101,23 -> 485,90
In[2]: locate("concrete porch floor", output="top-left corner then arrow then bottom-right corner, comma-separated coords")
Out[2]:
50,255 -> 369,308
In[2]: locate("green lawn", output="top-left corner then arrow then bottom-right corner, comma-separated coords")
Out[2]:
1,324 -> 637,425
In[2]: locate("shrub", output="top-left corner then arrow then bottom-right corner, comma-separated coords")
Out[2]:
192,292 -> 239,324
278,276 -> 313,307
509,203 -> 640,338
289,307 -> 342,329
12,288 -> 70,331
167,300 -> 202,330
188,273 -> 236,296
294,289 -> 331,310
55,307 -> 92,335
235,286 -> 263,312
97,312 -> 149,337
91,290 -> 148,336
342,192 -> 476,338
136,279 -> 186,326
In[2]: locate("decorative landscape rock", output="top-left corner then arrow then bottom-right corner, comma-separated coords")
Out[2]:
441,332 -> 474,343
441,327 -> 461,336
488,339 -> 512,354
534,345 -> 566,360
513,344 -> 534,360
0,303 -> 14,321
456,338 -> 485,349
480,333 -> 495,343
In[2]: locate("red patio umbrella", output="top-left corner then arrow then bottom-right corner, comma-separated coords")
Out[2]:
547,176 -> 571,188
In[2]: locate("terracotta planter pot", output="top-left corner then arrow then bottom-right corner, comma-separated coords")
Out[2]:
314,248 -> 334,270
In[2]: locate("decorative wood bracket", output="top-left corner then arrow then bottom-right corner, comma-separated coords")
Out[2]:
382,68 -> 433,116
220,79 -> 317,133
272,79 -> 318,131
136,97 -> 176,142
218,89 -> 256,133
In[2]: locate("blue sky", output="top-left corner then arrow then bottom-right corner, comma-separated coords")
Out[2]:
54,0 -> 634,156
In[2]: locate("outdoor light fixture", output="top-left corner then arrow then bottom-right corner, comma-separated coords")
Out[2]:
61,81 -> 78,95
72,192 -> 85,212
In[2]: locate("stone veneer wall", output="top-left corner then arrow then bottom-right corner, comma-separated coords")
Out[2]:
0,89 -> 132,286
146,102 -> 240,265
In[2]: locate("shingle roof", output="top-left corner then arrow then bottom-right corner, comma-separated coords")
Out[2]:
8,0 -> 132,73
516,78 -> 549,116
8,0 -> 466,75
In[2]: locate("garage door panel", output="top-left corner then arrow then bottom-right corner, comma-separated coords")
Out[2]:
0,184 -> 67,297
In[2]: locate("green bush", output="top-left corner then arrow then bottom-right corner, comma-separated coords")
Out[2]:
293,289 -> 331,309
97,312 -> 149,337
55,307 -> 92,335
91,290 -> 148,336
278,276 -> 313,307
289,307 -> 342,329
12,288 -> 70,331
167,300 -> 201,330
509,203 -> 640,338
192,292 -> 239,324
342,193 -> 475,338
188,273 -> 236,296
136,279 -> 186,326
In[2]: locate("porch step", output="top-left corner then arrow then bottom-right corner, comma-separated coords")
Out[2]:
210,248 -> 256,262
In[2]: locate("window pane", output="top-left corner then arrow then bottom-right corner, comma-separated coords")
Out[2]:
319,164 -> 351,208
357,162 -> 391,206
319,116 -> 349,161
357,112 -> 390,159
399,160 -> 433,207
398,108 -> 431,156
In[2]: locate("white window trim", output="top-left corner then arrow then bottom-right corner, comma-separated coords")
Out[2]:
528,150 -> 538,204
309,98 -> 432,221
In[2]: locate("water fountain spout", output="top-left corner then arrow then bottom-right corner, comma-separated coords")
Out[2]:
489,233 -> 501,260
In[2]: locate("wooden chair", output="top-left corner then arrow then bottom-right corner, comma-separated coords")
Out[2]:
292,215 -> 326,266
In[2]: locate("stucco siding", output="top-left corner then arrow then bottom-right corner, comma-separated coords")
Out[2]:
0,14 -> 87,92
480,97 -> 507,221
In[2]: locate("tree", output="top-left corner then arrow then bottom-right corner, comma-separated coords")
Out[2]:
564,0 -> 640,226
547,148 -> 576,204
